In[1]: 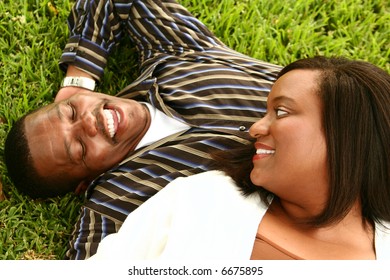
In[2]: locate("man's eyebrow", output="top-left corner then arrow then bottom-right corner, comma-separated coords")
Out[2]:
55,103 -> 63,120
64,140 -> 77,165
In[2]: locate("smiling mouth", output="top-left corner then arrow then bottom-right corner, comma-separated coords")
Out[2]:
256,148 -> 275,155
103,109 -> 121,138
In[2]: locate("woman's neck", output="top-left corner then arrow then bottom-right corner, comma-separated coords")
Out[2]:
257,199 -> 376,259
272,197 -> 374,245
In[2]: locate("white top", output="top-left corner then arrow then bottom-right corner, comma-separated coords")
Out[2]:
90,171 -> 390,260
135,103 -> 189,150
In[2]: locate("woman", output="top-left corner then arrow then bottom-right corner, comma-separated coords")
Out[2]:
90,56 -> 390,260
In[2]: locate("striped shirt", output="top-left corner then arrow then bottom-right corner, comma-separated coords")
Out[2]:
60,0 -> 282,259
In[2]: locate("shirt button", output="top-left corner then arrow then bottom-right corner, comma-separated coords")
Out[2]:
239,126 -> 246,131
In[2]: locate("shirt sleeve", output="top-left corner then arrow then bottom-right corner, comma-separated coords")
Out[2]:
59,0 -> 227,81
65,207 -> 122,260
59,0 -> 127,81
88,179 -> 180,260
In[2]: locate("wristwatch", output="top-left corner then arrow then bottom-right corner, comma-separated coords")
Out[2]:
61,76 -> 96,91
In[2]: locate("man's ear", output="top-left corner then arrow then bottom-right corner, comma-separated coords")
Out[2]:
74,180 -> 91,195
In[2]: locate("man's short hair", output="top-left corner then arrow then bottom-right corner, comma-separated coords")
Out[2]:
4,112 -> 75,198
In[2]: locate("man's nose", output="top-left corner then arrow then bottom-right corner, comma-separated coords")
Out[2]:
249,115 -> 271,138
74,113 -> 98,137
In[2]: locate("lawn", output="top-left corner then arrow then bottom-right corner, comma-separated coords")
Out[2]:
0,0 -> 389,260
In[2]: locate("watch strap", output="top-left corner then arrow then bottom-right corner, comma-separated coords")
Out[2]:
61,76 -> 96,91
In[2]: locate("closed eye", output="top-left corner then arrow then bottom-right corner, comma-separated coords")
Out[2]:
78,138 -> 86,163
67,102 -> 76,120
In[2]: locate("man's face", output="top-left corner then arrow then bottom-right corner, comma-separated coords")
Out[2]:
25,91 -> 151,188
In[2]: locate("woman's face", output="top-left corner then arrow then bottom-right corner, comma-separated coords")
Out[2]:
249,69 -> 328,208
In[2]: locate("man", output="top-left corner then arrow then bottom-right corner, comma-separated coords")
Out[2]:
4,0 -> 280,259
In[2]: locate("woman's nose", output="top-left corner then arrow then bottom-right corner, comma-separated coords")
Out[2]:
249,115 -> 270,138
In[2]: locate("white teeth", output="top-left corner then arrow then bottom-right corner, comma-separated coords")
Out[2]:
256,149 -> 275,155
115,110 -> 121,123
103,109 -> 115,138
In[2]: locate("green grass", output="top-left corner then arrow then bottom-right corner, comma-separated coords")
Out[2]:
0,0 -> 389,260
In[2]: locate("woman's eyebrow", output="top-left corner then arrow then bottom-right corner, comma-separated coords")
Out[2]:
271,95 -> 297,105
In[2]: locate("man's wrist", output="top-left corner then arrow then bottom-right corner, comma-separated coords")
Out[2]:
61,76 -> 96,91
55,86 -> 91,102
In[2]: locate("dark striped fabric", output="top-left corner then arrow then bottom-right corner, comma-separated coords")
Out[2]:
60,0 -> 282,259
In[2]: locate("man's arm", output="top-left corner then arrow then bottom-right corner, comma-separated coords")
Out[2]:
57,0 -> 128,101
65,207 -> 122,260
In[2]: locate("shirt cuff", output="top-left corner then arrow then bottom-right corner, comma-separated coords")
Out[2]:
59,36 -> 109,82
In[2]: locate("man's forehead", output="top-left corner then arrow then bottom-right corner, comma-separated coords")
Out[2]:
25,104 -> 67,167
